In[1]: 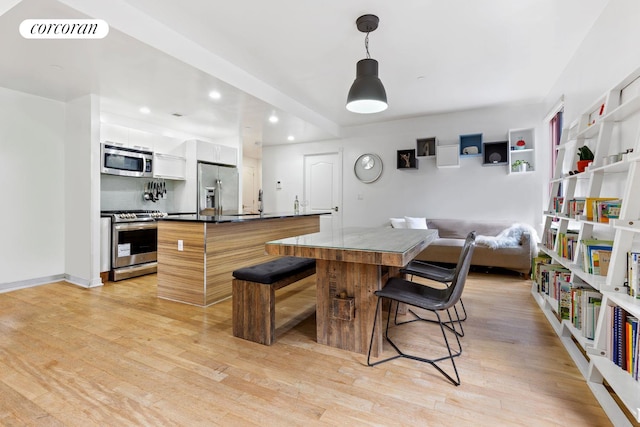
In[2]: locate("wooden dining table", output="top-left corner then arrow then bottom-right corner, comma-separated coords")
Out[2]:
265,227 -> 437,355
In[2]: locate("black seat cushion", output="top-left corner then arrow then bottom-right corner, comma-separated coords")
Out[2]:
232,256 -> 316,284
401,260 -> 455,283
376,277 -> 450,311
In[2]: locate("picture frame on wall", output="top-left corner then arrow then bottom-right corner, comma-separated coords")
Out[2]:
416,137 -> 436,157
397,149 -> 418,169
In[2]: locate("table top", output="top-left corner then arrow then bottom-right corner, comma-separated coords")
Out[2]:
265,227 -> 437,267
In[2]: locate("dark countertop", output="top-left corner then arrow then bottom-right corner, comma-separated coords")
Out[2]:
159,211 -> 330,223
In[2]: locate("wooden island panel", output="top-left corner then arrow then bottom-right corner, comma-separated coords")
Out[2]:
157,221 -> 206,305
157,215 -> 319,306
204,216 -> 319,305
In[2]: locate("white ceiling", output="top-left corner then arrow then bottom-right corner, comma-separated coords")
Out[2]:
0,0 -> 611,158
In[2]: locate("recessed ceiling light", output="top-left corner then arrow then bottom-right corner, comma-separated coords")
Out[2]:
287,135 -> 295,141
269,113 -> 279,123
209,91 -> 221,100
139,107 -> 150,114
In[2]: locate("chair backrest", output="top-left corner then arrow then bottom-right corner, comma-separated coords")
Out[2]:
442,231 -> 476,309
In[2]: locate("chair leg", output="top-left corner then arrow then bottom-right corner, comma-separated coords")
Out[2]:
367,297 -> 402,366
397,306 -> 465,338
367,297 -> 463,386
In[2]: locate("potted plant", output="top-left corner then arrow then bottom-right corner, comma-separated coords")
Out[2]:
577,146 -> 594,172
512,159 -> 531,172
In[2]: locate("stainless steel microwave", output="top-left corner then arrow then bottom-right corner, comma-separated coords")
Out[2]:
101,144 -> 153,177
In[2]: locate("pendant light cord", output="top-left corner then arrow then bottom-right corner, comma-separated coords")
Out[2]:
364,32 -> 371,59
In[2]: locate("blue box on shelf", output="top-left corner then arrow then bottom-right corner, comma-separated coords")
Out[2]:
459,133 -> 482,156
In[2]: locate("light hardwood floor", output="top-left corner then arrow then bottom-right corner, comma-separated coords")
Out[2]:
0,271 -> 614,426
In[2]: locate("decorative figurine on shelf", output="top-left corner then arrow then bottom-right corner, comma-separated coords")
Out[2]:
400,153 -> 411,168
577,145 -> 594,172
515,139 -> 526,150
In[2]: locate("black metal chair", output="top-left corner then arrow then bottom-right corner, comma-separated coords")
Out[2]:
400,231 -> 476,325
367,233 -> 476,386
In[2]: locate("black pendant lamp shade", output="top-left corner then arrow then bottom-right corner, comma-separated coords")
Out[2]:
346,14 -> 388,114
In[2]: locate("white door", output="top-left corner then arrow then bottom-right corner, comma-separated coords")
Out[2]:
304,152 -> 342,231
242,166 -> 255,213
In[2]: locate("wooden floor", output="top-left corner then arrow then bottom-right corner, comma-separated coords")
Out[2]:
0,271 -> 613,426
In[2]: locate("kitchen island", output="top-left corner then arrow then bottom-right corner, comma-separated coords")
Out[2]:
156,212 -> 326,306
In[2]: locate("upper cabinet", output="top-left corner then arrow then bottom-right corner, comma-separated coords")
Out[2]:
100,123 -> 154,152
190,139 -> 238,166
153,153 -> 186,180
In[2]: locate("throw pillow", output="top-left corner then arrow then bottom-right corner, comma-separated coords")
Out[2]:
404,216 -> 428,229
390,218 -> 406,228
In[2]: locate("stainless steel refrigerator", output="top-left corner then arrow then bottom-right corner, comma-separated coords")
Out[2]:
197,161 -> 239,215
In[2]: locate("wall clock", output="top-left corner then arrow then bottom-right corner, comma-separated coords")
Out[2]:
354,153 -> 383,183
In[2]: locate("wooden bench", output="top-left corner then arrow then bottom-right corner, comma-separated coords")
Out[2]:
232,256 -> 316,345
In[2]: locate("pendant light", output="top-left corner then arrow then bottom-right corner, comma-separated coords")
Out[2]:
346,14 -> 388,114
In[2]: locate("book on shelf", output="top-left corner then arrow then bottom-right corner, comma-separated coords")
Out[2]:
581,290 -> 602,340
580,239 -> 614,274
538,264 -> 570,297
557,230 -> 579,260
627,251 -> 640,299
559,281 -> 572,320
544,228 -> 557,251
626,316 -> 637,377
596,250 -> 612,276
567,198 -> 586,219
594,199 -> 622,223
552,197 -> 564,214
585,197 -> 618,221
531,254 -> 552,286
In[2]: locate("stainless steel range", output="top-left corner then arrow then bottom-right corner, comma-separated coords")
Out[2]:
103,210 -> 167,281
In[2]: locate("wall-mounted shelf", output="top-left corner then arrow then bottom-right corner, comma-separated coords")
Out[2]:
459,133 -> 482,157
436,143 -> 460,168
483,141 -> 508,166
509,128 -> 535,174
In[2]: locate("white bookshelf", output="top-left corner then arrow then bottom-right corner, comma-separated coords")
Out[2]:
535,66 -> 640,426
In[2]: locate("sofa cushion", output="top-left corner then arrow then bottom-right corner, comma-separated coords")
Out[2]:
390,217 -> 406,228
404,216 -> 428,229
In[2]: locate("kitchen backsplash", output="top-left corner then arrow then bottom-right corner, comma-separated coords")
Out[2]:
101,174 -> 177,212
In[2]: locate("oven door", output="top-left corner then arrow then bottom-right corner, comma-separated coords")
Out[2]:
112,221 -> 157,268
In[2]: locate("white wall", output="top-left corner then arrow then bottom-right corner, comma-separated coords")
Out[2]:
65,94 -> 102,287
544,0 -> 640,123
540,0 -> 640,209
0,87 -> 65,287
264,103 -> 545,230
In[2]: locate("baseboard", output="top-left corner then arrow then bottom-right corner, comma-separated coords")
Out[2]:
0,273 -> 104,293
0,274 -> 66,293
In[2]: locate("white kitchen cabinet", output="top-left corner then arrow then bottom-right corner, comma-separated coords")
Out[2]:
153,153 -> 186,180
192,139 -> 238,166
100,122 -> 130,147
100,123 -> 153,152
127,128 -> 154,151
